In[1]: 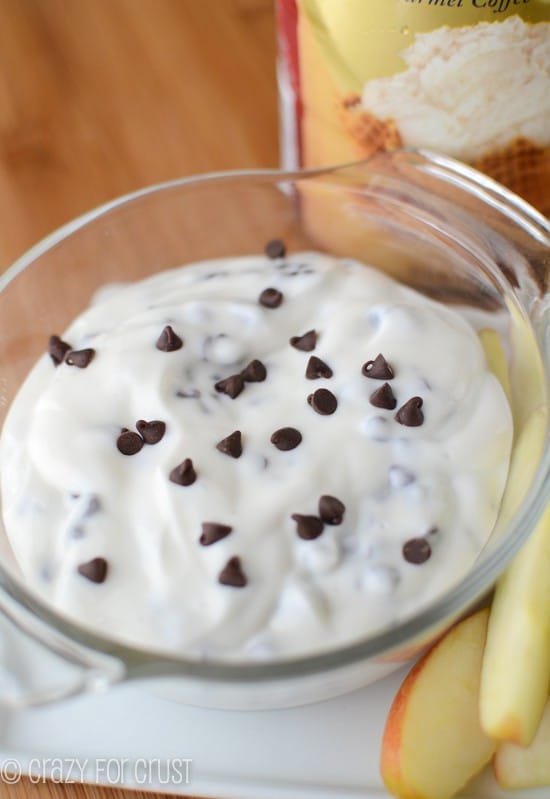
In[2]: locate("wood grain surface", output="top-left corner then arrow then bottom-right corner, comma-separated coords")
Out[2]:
0,1 -> 278,797
4,785 -> 188,799
0,0 -> 278,270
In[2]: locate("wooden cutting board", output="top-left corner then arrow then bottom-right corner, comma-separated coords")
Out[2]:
0,0 -> 278,269
0,0 -> 278,797
3,785 -> 190,799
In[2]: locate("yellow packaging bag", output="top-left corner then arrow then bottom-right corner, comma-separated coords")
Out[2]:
277,0 -> 550,215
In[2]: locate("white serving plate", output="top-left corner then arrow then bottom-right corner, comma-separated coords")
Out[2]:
0,668 -> 547,798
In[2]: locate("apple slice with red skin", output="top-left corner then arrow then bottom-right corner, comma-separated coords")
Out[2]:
381,608 -> 496,799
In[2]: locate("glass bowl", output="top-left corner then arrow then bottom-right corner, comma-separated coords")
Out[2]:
0,150 -> 548,710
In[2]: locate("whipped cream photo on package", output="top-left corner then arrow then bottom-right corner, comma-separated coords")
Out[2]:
277,0 -> 550,215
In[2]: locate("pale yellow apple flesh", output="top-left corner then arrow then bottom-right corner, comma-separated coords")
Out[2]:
381,608 -> 496,799
480,499 -> 550,746
477,328 -> 512,405
477,322 -> 545,534
494,698 -> 550,788
478,311 -> 550,747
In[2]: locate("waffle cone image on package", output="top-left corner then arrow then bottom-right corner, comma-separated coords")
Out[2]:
295,3 -> 550,216
339,94 -> 403,159
473,138 -> 550,216
339,105 -> 550,217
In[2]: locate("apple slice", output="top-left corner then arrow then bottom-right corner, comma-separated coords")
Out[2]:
478,328 -> 511,404
381,608 -> 496,799
494,698 -> 550,789
480,496 -> 550,746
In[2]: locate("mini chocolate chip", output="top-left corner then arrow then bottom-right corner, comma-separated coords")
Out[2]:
291,514 -> 324,541
169,458 -> 197,486
259,287 -> 284,308
241,359 -> 267,383
362,353 -> 394,380
306,356 -> 333,380
136,419 -> 166,445
318,495 -> 345,525
65,348 -> 95,369
308,388 -> 338,415
117,430 -> 144,456
290,329 -> 317,352
369,382 -> 397,410
84,496 -> 102,517
48,335 -> 71,366
216,430 -> 242,458
403,537 -> 432,564
218,556 -> 247,587
271,427 -> 302,451
395,397 -> 424,427
214,373 -> 244,399
200,522 -> 233,546
77,557 -> 108,583
156,325 -> 183,352
264,239 -> 286,259
388,465 -> 415,488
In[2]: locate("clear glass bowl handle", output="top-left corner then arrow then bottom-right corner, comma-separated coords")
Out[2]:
0,593 -> 124,707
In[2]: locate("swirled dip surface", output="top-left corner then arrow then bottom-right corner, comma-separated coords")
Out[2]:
0,251 -> 513,659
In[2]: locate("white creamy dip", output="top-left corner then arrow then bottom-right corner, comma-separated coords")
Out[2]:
0,250 -> 513,659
